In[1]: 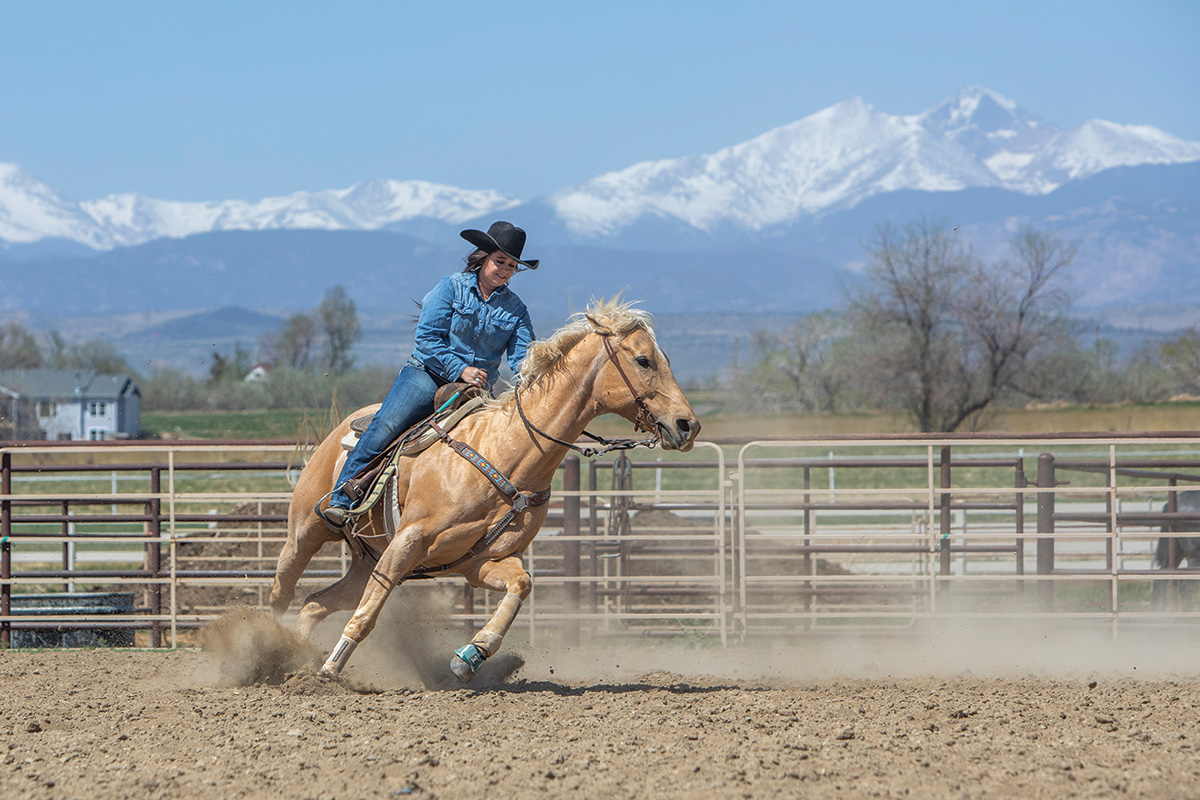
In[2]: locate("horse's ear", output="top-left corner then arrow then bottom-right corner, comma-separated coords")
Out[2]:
585,312 -> 612,335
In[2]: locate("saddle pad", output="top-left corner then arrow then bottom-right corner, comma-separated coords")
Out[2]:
340,395 -> 485,454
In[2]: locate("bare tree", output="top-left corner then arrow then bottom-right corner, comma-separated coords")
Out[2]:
317,286 -> 362,376
848,220 -> 1075,432
262,312 -> 319,370
55,339 -> 135,374
1160,327 -> 1200,396
0,322 -> 44,369
745,312 -> 853,413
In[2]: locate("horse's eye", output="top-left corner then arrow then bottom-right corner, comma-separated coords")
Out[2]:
635,356 -> 652,368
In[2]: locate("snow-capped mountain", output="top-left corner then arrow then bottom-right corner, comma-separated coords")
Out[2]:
4,86 -> 1198,252
3,86 -> 1199,314
0,169 -> 519,251
80,179 -> 520,248
0,163 -> 112,248
549,86 -> 1200,237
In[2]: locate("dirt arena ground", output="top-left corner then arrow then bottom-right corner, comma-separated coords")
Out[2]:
3,610 -> 1200,800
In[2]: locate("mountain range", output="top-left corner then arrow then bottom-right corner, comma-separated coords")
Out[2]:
2,85 -> 1199,370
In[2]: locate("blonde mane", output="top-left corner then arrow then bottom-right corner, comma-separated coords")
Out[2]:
491,297 -> 656,406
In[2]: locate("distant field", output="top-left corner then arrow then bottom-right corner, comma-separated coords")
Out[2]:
141,408 -> 339,442
690,399 -> 1200,439
140,398 -> 1200,441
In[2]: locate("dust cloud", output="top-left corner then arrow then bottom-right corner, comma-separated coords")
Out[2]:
199,594 -> 1200,691
510,618 -> 1200,686
199,587 -> 525,691
335,587 -> 526,690
198,607 -> 321,686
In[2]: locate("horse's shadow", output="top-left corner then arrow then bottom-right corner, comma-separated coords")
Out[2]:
484,679 -> 745,697
410,652 -> 529,691
409,654 -> 735,696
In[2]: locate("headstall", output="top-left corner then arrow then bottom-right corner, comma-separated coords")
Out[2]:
515,331 -> 660,458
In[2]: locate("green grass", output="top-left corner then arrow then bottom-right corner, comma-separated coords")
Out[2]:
141,408 -> 334,441
140,399 -> 1200,442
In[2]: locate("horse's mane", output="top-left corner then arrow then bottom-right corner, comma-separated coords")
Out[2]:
490,296 -> 655,407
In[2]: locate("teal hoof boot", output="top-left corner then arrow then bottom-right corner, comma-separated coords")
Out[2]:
450,644 -> 487,684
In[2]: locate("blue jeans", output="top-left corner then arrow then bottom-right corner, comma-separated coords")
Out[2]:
329,364 -> 445,510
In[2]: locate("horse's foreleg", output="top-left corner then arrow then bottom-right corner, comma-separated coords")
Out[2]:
451,556 -> 532,683
319,536 -> 423,676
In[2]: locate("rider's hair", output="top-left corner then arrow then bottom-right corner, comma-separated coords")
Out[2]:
462,248 -> 489,273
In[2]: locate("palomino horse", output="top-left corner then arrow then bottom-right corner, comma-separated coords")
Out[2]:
269,298 -> 700,681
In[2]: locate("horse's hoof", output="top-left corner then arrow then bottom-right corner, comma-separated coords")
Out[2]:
450,644 -> 486,684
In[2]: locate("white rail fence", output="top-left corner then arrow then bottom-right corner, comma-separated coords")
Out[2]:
2,434 -> 1199,648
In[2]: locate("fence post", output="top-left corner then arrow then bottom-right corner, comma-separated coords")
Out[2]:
802,466 -> 812,618
1103,469 -> 1115,614
562,455 -> 581,645
1165,481 -> 1179,611
61,501 -> 71,593
148,467 -> 163,648
1036,453 -> 1056,612
461,585 -> 475,633
1,452 -> 10,649
939,446 -> 952,577
588,459 -> 599,614
1014,459 -> 1026,576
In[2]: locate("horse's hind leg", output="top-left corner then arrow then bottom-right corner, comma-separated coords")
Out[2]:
269,510 -> 337,617
450,556 -> 532,684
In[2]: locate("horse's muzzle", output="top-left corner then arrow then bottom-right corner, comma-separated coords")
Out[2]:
658,416 -> 700,451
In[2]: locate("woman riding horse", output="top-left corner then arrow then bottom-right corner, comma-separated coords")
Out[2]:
318,221 -> 539,532
270,298 -> 700,683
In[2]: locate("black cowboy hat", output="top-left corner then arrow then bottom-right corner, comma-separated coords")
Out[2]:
460,221 -> 539,269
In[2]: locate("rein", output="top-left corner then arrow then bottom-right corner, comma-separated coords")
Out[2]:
515,332 -> 660,459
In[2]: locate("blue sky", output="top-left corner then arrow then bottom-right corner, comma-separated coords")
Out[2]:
2,1 -> 1196,202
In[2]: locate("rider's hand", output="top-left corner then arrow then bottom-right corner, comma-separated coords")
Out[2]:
460,367 -> 487,388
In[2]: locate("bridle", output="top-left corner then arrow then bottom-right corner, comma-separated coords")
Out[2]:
515,331 -> 661,458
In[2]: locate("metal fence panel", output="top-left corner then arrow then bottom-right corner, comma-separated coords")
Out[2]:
3,433 -> 1200,649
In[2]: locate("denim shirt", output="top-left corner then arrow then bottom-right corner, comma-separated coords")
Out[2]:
410,272 -> 536,388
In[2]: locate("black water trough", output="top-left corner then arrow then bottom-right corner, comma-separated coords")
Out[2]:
9,592 -> 137,648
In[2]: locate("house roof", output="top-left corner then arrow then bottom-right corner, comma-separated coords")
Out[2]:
0,369 -> 139,401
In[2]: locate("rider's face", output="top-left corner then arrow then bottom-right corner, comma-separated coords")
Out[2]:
478,251 -> 519,295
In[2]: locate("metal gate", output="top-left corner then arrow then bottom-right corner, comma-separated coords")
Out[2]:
3,433 -> 1199,648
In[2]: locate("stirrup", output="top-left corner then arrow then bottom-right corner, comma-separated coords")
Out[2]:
315,504 -> 349,532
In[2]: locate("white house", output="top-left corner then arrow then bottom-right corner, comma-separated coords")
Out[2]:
244,362 -> 270,382
0,369 -> 141,441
